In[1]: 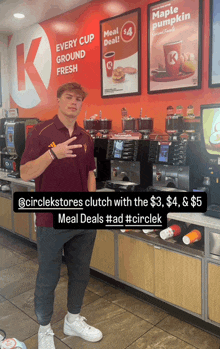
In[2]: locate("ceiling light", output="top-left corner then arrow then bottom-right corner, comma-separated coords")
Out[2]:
13,13 -> 25,19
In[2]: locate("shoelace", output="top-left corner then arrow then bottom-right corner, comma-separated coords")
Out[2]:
39,329 -> 55,342
76,316 -> 92,331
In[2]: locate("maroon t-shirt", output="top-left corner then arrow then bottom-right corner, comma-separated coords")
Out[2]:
20,115 -> 96,227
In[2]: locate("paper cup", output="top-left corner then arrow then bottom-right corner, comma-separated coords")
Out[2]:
182,229 -> 202,245
163,41 -> 182,77
104,51 -> 115,77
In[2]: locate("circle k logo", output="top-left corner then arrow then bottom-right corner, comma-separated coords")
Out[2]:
9,24 -> 52,109
107,61 -> 113,70
167,51 -> 178,65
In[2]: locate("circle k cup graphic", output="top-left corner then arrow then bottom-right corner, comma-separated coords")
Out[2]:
182,229 -> 202,245
163,41 -> 182,77
104,51 -> 115,77
209,132 -> 220,149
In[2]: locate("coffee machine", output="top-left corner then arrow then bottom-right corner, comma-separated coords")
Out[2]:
94,138 -> 111,187
148,139 -> 204,192
84,112 -> 112,139
104,137 -> 152,191
4,118 -> 39,177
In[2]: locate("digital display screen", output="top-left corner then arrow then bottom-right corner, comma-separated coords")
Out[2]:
202,107 -> 220,156
6,126 -> 14,148
159,144 -> 169,162
113,140 -> 124,158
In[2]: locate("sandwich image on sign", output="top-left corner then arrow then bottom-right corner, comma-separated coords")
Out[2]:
112,67 -> 125,83
112,66 -> 137,83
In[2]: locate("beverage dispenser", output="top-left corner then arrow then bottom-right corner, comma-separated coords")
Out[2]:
4,118 -> 39,177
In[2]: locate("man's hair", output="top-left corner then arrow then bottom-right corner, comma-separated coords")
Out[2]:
57,82 -> 87,100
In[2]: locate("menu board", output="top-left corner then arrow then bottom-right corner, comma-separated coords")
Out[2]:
148,0 -> 202,94
0,54 -> 2,108
100,8 -> 141,98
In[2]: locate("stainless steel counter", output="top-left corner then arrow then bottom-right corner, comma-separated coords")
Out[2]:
0,170 -> 35,188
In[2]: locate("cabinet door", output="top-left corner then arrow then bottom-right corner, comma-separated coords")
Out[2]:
155,248 -> 202,314
208,262 -> 220,324
0,196 -> 12,231
14,212 -> 30,238
90,229 -> 115,276
118,234 -> 154,294
13,185 -> 30,238
31,213 -> 37,242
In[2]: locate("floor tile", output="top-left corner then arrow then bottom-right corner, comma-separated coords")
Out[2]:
104,287 -> 168,325
126,327 -> 197,349
10,276 -> 101,325
0,300 -> 39,341
0,260 -> 38,299
0,245 -> 28,271
53,297 -> 127,339
53,299 -> 152,349
157,315 -> 220,349
0,228 -> 38,260
0,295 -> 6,303
86,276 -> 116,297
10,287 -> 36,320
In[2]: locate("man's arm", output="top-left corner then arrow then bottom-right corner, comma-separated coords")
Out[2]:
87,170 -> 96,192
20,150 -> 54,182
20,136 -> 82,182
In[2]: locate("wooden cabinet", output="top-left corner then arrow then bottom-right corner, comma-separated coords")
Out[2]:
0,196 -> 12,231
155,247 -> 202,315
118,234 -> 154,294
14,212 -> 30,238
208,262 -> 220,324
90,229 -> 115,276
13,185 -> 30,239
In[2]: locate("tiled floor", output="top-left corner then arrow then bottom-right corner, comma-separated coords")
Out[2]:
0,228 -> 220,349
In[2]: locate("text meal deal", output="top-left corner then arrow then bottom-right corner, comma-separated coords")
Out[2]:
148,0 -> 202,93
100,9 -> 141,98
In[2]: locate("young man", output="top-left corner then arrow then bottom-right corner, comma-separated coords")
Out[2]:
20,82 -> 103,349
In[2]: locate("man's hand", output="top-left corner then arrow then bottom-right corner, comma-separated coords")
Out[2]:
52,137 -> 82,159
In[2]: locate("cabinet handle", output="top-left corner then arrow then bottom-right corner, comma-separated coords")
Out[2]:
154,246 -> 161,250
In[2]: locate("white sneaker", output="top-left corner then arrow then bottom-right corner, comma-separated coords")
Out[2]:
63,314 -> 103,342
38,327 -> 55,349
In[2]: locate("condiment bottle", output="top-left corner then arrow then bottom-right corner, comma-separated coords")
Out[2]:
166,106 -> 174,118
186,105 -> 195,118
176,105 -> 183,117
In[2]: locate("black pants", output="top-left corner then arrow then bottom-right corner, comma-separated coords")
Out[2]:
34,227 -> 97,326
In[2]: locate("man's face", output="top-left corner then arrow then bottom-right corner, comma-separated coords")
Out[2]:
58,90 -> 83,120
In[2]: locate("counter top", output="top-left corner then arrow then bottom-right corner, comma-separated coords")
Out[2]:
0,170 -> 35,188
0,171 -> 117,191
168,212 -> 220,230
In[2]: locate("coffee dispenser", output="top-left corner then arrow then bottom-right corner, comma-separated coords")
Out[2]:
104,137 -> 152,191
94,138 -> 111,185
4,118 -> 39,177
83,118 -> 100,138
165,114 -> 184,140
137,117 -> 153,139
148,139 -> 203,191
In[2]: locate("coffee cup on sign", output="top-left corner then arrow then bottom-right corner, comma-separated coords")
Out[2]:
163,41 -> 182,77
104,51 -> 115,77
